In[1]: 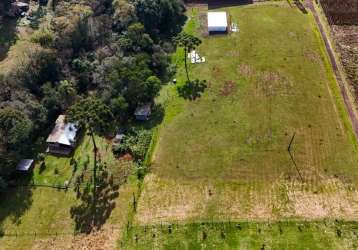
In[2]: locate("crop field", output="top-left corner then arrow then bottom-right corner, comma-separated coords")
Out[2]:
135,2 -> 358,228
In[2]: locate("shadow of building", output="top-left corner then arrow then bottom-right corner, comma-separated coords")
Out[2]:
184,0 -> 253,9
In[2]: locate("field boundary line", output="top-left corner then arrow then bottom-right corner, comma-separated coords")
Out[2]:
306,0 -> 358,140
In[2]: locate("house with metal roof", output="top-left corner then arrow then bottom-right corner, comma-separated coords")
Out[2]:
46,115 -> 78,155
134,103 -> 151,121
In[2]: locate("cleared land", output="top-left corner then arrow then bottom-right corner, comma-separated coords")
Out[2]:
136,3 -> 358,226
0,136 -> 137,249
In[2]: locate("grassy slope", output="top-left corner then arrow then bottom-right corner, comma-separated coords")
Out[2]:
133,2 -> 358,246
0,136 -> 137,249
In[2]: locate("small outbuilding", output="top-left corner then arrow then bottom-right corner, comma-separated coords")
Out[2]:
134,103 -> 151,121
16,159 -> 35,172
113,133 -> 125,145
207,12 -> 228,33
10,2 -> 29,16
46,115 -> 78,155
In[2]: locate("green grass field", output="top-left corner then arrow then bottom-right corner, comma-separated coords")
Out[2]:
124,220 -> 358,249
0,136 -> 137,249
134,1 -> 358,237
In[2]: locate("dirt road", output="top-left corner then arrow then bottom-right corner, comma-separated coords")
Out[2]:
306,0 -> 358,139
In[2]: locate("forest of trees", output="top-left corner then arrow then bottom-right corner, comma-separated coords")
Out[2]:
0,0 -> 186,190
0,0 -> 12,17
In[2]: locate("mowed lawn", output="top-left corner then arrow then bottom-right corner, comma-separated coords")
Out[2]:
124,221 -> 358,250
136,3 -> 358,225
0,136 -> 137,249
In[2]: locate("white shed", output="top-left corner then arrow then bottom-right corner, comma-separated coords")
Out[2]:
208,12 -> 228,33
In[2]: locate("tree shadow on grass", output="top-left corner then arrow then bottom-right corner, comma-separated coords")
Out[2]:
0,17 -> 18,61
208,0 -> 253,10
70,167 -> 119,234
0,185 -> 33,236
294,0 -> 308,14
177,79 -> 208,101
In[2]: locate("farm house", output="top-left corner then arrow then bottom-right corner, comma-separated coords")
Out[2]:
134,103 -> 152,121
46,115 -> 79,155
207,12 -> 228,33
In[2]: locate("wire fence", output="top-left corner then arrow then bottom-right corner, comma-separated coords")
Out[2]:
1,225 -> 124,238
1,219 -> 357,241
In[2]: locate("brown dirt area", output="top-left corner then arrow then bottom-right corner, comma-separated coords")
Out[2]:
219,80 -> 236,96
29,226 -> 120,250
237,64 -> 255,78
331,25 -> 358,100
135,174 -> 358,225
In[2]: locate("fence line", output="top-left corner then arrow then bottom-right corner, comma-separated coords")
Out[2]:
1,225 -> 124,238
2,219 -> 355,240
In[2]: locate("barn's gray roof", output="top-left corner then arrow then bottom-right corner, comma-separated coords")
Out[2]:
16,159 -> 34,171
46,115 -> 78,146
134,103 -> 151,117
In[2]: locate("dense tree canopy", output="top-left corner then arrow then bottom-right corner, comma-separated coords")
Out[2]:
132,0 -> 186,37
0,108 -> 32,152
0,0 -> 13,16
0,0 -> 185,187
66,97 -> 113,137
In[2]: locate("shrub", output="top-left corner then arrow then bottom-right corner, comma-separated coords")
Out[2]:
112,142 -> 130,155
129,129 -> 152,159
30,29 -> 55,47
37,153 -> 45,162
112,129 -> 152,160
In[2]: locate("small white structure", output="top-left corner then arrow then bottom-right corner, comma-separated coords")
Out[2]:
208,12 -> 228,33
187,50 -> 205,64
231,23 -> 239,33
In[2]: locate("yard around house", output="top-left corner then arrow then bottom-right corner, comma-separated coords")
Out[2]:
0,135 -> 138,249
130,2 -> 358,247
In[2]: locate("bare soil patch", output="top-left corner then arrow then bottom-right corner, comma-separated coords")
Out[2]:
219,80 -> 236,96
331,25 -> 358,99
198,12 -> 209,37
254,70 -> 293,97
135,175 -> 358,224
237,64 -> 255,78
30,226 -> 120,250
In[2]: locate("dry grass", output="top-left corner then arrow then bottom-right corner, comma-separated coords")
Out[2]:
136,174 -> 358,224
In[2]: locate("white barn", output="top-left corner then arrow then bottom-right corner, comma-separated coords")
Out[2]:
208,12 -> 228,33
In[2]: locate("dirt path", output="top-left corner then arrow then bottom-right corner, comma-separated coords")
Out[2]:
305,0 -> 358,139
